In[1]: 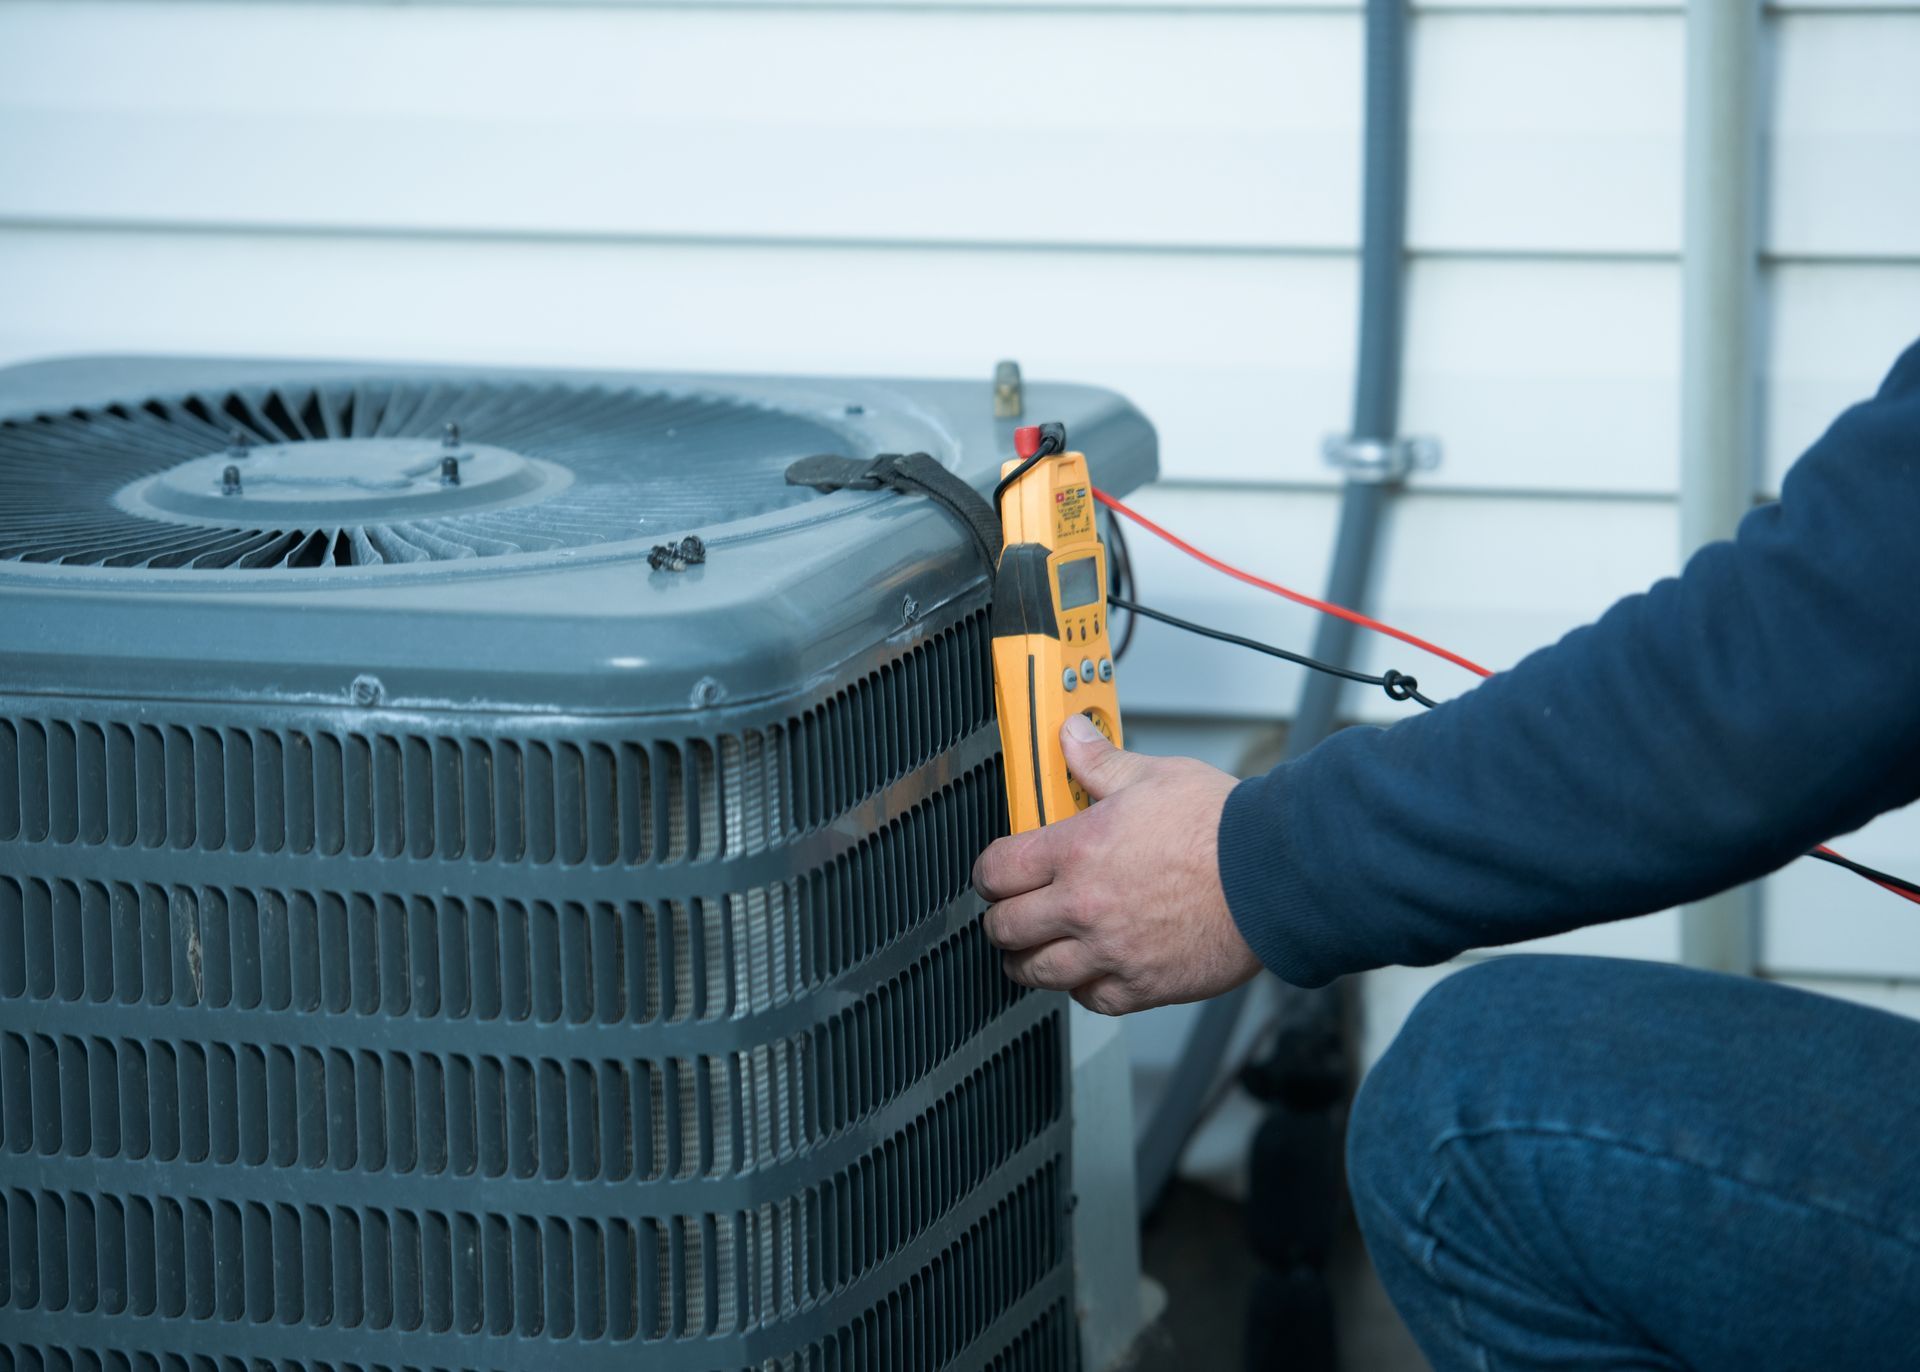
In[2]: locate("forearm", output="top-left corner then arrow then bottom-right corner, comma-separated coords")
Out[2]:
1221,343 -> 1920,987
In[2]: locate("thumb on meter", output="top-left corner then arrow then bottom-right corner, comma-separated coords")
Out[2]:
1060,713 -> 1147,802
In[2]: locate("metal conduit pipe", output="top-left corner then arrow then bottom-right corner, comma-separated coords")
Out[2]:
1677,0 -> 1764,974
1135,0 -> 1416,1217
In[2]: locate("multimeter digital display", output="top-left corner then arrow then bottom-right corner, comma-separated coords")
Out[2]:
1056,556 -> 1100,610
991,424 -> 1123,834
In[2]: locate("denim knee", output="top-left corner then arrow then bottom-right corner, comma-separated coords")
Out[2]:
1346,956 -> 1920,1372
1350,955 -> 1700,1210
1347,956 -> 1577,1220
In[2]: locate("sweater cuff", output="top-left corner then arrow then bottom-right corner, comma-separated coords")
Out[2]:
1217,764 -> 1349,988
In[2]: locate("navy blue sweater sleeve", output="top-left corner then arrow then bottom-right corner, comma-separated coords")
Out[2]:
1219,339 -> 1920,988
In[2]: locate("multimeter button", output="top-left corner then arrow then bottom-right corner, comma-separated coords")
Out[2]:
1098,657 -> 1113,681
1079,658 -> 1095,682
1061,668 -> 1079,692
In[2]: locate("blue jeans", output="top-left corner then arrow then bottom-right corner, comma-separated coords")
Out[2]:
1347,956 -> 1920,1370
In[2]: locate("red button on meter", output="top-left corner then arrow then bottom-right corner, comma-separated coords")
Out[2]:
1013,425 -> 1044,459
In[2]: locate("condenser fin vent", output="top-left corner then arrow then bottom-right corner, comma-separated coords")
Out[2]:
0,380 -> 844,571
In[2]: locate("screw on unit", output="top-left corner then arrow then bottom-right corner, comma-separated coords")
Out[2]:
993,360 -> 1023,419
902,594 -> 920,623
221,465 -> 243,496
692,676 -> 725,708
443,421 -> 461,448
350,674 -> 384,707
647,535 -> 707,572
440,455 -> 461,485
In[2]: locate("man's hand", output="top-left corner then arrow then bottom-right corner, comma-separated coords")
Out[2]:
974,713 -> 1263,1015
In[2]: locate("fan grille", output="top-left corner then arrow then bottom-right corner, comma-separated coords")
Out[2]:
0,379 -> 848,571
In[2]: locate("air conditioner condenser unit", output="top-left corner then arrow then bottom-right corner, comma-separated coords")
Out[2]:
0,355 -> 1157,1371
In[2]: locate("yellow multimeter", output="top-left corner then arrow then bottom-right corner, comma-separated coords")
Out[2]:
992,422 -> 1123,835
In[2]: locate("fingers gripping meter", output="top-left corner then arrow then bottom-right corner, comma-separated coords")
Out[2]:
992,423 -> 1123,835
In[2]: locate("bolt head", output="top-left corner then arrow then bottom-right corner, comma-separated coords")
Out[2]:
350,674 -> 384,707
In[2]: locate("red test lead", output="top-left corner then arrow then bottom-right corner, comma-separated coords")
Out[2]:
1091,486 -> 1920,908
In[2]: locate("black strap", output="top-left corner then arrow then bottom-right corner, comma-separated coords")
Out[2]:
787,452 -> 1002,570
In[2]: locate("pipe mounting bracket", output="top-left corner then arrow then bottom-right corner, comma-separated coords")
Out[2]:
1320,434 -> 1441,483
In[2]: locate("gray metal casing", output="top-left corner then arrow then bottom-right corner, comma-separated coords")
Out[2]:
0,355 -> 1158,1371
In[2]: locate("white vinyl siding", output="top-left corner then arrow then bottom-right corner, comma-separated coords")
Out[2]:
2,0 -> 1917,981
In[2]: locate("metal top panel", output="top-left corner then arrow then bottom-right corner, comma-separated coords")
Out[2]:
0,355 -> 1157,714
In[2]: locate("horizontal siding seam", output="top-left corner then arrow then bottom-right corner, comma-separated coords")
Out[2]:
31,0 -> 1920,15
5,222 -> 1917,267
